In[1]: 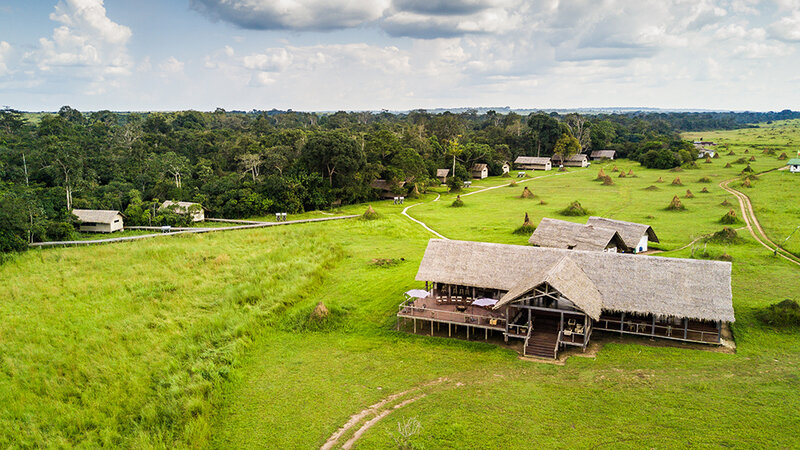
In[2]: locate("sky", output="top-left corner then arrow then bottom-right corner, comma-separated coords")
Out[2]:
1,0 -> 800,112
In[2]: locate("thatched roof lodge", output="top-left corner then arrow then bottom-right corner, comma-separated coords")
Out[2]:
72,209 -> 125,233
160,200 -> 206,222
585,216 -> 659,253
590,150 -> 616,160
436,168 -> 450,184
552,153 -> 589,167
529,218 -> 629,253
398,239 -> 733,359
471,163 -> 489,179
514,156 -> 552,171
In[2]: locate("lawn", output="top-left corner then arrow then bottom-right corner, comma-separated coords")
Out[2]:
1,122 -> 799,448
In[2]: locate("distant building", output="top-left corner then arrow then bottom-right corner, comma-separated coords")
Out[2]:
160,201 -> 206,222
514,156 -> 552,171
590,150 -> 616,160
371,179 -> 406,199
501,162 -> 511,174
585,216 -> 659,253
436,169 -> 450,184
529,218 -> 629,253
552,154 -> 589,168
72,209 -> 124,233
787,158 -> 800,173
697,149 -> 716,159
471,163 -> 489,179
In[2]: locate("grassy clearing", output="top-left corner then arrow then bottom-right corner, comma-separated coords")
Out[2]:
2,121 -> 800,448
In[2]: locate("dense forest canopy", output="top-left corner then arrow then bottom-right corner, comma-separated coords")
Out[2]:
1,106 -> 797,252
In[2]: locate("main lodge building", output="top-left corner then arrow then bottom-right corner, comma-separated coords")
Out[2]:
398,239 -> 734,359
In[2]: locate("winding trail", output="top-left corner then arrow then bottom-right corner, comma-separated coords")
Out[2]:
719,174 -> 800,267
401,169 -> 586,239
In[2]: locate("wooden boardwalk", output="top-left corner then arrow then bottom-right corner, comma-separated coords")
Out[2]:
29,215 -> 359,248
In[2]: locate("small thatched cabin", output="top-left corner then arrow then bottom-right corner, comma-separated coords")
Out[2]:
370,179 -> 406,199
436,169 -> 450,184
585,217 -> 659,253
529,218 -> 629,253
72,209 -> 124,233
471,163 -> 489,179
590,150 -> 616,160
787,158 -> 800,173
398,239 -> 734,359
501,162 -> 511,174
697,149 -> 716,159
514,156 -> 552,171
552,154 -> 589,167
160,201 -> 205,222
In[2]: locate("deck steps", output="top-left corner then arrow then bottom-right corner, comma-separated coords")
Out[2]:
524,318 -> 560,359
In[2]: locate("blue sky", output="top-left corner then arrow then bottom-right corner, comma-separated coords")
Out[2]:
1,0 -> 800,111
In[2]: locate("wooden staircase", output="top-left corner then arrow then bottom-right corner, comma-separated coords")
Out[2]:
524,317 -> 560,359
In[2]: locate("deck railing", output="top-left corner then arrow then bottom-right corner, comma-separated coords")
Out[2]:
595,317 -> 720,343
397,303 -> 506,329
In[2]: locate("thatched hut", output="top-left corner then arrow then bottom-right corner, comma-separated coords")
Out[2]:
514,156 -> 552,171
585,216 -> 659,253
436,169 -> 450,184
398,239 -> 734,359
529,217 -> 630,253
72,209 -> 125,233
160,200 -> 206,222
590,150 -> 616,160
471,163 -> 489,179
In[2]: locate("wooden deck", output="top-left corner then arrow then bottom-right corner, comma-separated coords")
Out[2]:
397,297 -> 506,331
595,314 -> 721,344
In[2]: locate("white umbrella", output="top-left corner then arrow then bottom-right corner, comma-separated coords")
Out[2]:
471,298 -> 498,307
405,289 -> 430,299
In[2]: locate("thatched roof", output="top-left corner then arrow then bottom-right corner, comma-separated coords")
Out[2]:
529,218 -> 629,252
515,156 -> 551,165
787,158 -> 800,166
370,179 -> 406,191
552,153 -> 588,163
590,150 -> 616,158
72,209 -> 124,224
471,163 -> 488,171
415,239 -> 734,322
436,168 -> 450,177
160,200 -> 205,213
497,256 -> 603,319
585,216 -> 659,247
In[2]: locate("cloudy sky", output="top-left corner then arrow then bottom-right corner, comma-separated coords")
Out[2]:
1,0 -> 800,111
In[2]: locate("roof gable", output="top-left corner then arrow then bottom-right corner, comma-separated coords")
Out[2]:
586,216 -> 659,246
529,218 -> 628,252
72,209 -> 124,224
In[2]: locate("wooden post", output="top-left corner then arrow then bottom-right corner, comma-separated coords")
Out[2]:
431,320 -> 433,336
504,307 -> 509,342
485,328 -> 488,340
472,287 -> 476,301
620,312 -> 625,335
413,318 -> 416,334
683,318 -> 688,339
467,326 -> 469,339
448,284 -> 452,302
716,321 -> 722,343
560,311 -> 564,333
449,323 -> 451,337
651,315 -> 656,336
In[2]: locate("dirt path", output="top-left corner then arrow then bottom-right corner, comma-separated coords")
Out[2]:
401,169 -> 587,239
29,214 -> 359,248
321,377 -> 451,450
719,175 -> 800,267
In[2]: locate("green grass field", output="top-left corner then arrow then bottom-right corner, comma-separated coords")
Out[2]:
1,122 -> 799,448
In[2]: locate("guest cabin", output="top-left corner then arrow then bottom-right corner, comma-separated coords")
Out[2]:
697,149 -> 716,159
398,240 -> 734,359
590,150 -> 616,160
585,216 -> 659,253
501,162 -> 511,174
436,169 -> 450,184
370,179 -> 406,199
529,218 -> 629,253
552,153 -> 589,168
471,163 -> 489,179
787,158 -> 800,173
72,209 -> 125,233
514,156 -> 552,171
159,200 -> 206,222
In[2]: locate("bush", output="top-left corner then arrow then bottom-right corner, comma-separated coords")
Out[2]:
706,227 -> 742,244
643,185 -> 659,191
46,221 -> 77,241
720,209 -> 740,224
451,195 -> 464,207
447,177 -> 462,193
513,212 -> 536,235
362,205 -> 379,220
756,300 -> 800,327
733,157 -> 748,164
560,200 -> 588,216
698,176 -> 712,183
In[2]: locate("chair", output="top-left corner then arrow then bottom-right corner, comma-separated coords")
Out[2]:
575,324 -> 584,334
568,319 -> 576,327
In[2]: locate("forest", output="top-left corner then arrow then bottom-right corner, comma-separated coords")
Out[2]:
0,106 -> 796,252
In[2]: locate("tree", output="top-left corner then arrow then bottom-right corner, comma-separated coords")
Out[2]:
160,152 -> 190,189
564,113 -> 591,151
553,134 -> 581,161
527,113 -> 561,156
237,153 -> 262,182
445,136 -> 464,175
302,131 -> 364,188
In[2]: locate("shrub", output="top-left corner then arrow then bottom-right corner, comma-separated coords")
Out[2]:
671,176 -> 683,186
698,176 -> 712,183
733,157 -> 748,164
720,209 -> 740,224
362,205 -> 379,220
756,300 -> 800,327
666,195 -> 685,211
560,200 -> 589,216
643,185 -> 659,191
706,227 -> 742,244
670,167 -> 684,172
742,178 -> 753,188
700,187 -> 710,193
451,195 -> 464,207
558,166 -> 568,172
501,172 -> 511,178
685,189 -> 694,198
447,177 -> 462,193
513,212 -> 537,235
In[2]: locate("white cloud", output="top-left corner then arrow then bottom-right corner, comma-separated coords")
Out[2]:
0,41 -> 11,75
159,56 -> 185,75
29,0 -> 132,78
733,41 -> 792,59
769,12 -> 800,42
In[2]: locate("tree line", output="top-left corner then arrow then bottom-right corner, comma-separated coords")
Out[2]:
0,106 -> 795,253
